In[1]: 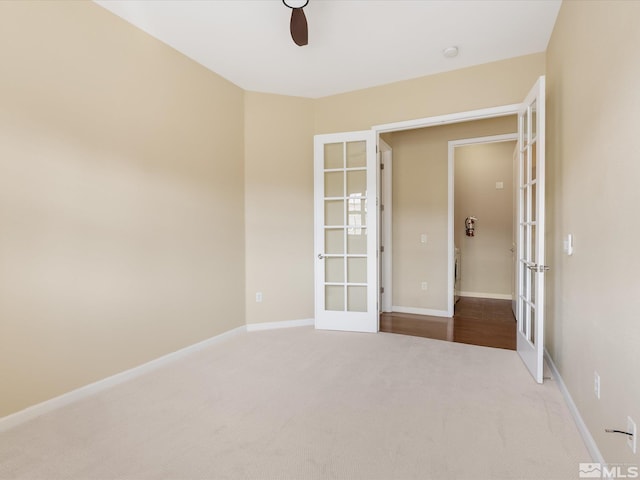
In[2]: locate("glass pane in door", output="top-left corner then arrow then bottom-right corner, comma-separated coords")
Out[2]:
347,229 -> 367,254
347,170 -> 366,196
531,182 -> 537,223
325,200 -> 344,226
324,143 -> 343,169
531,101 -> 537,140
346,141 -> 366,168
325,172 -> 344,197
529,304 -> 536,345
531,141 -> 537,181
347,286 -> 367,312
325,257 -> 344,283
325,286 -> 344,311
347,257 -> 367,283
325,229 -> 344,254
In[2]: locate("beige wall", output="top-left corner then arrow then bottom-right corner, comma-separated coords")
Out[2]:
387,118 -> 516,311
0,1 -> 245,417
244,92 -> 315,325
314,53 -> 545,134
455,141 -> 515,297
546,0 -> 640,463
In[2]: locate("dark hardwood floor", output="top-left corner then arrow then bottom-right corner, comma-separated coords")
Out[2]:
380,297 -> 516,350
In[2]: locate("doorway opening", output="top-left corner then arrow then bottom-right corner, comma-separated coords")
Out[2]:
450,134 -> 518,307
377,128 -> 518,350
376,117 -> 518,320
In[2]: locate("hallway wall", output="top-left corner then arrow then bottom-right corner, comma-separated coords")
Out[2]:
455,141 -> 515,298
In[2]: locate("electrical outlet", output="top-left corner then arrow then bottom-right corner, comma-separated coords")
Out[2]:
628,416 -> 637,454
594,371 -> 600,399
256,292 -> 263,303
421,282 -> 428,291
420,234 -> 428,244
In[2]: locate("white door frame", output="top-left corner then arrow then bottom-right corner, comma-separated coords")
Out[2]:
447,133 -> 518,315
379,138 -> 393,313
372,103 -> 521,317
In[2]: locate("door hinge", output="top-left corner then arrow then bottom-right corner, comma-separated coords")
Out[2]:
380,287 -> 385,294
380,163 -> 385,170
380,204 -> 385,212
380,245 -> 385,253
526,262 -> 551,273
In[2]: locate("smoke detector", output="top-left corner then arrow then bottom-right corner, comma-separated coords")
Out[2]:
443,46 -> 459,58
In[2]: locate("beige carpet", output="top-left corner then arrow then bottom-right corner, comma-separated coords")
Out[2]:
0,327 -> 590,479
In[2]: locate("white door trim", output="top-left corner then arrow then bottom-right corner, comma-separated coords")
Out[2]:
378,138 -> 393,313
372,104 -> 521,319
447,133 -> 518,316
373,104 -> 521,133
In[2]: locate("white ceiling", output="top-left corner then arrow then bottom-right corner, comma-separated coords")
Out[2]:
93,0 -> 561,99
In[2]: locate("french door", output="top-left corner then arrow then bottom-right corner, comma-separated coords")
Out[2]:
516,76 -> 547,383
313,131 -> 378,333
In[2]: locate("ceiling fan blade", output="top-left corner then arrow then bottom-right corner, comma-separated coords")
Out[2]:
290,8 -> 308,46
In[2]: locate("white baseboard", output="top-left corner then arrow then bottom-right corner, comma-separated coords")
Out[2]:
391,306 -> 450,318
460,291 -> 512,300
246,318 -> 314,332
0,325 -> 247,433
544,349 -> 605,464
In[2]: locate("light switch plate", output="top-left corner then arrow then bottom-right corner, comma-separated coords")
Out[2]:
564,234 -> 574,256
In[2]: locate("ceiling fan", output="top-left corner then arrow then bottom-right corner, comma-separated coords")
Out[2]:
283,0 -> 309,46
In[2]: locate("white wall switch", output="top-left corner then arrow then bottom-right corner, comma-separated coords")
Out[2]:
256,292 -> 263,303
564,234 -> 574,256
420,234 -> 428,244
495,181 -> 504,189
421,282 -> 428,291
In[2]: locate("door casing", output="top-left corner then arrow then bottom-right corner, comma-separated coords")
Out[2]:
447,133 -> 518,311
373,104 -> 521,318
